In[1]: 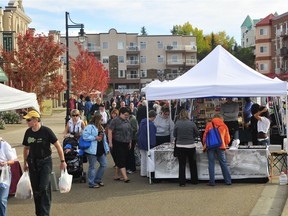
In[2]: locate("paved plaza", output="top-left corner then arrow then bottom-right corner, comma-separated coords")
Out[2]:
1,110 -> 287,216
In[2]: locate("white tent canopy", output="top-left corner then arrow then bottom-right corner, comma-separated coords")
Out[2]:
146,45 -> 287,100
0,83 -> 40,112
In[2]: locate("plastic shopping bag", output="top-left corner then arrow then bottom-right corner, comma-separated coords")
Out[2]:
0,165 -> 11,189
15,171 -> 33,199
58,169 -> 73,193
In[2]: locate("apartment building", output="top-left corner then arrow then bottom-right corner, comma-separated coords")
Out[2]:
255,14 -> 276,75
241,15 -> 261,47
271,12 -> 288,80
64,28 -> 197,94
0,0 -> 31,83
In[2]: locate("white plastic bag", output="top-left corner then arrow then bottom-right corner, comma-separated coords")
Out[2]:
15,171 -> 33,199
58,169 -> 73,193
0,165 -> 11,189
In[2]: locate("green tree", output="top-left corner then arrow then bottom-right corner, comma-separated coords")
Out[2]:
140,26 -> 148,35
232,46 -> 255,69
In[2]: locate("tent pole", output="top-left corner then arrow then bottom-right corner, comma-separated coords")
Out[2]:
146,100 -> 152,184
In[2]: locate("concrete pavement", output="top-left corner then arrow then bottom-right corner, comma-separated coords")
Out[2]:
1,109 -> 287,216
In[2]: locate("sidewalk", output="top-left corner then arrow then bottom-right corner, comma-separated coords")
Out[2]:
1,109 -> 288,216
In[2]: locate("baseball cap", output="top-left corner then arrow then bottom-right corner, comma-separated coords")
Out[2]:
23,110 -> 41,119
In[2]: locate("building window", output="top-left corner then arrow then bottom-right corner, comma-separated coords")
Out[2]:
118,56 -> 124,63
118,70 -> 125,78
88,43 -> 96,52
140,56 -> 146,63
260,46 -> 267,53
158,55 -> 164,63
260,28 -> 267,36
172,55 -> 178,63
102,42 -> 108,49
118,42 -> 125,49
172,41 -> 178,48
260,63 -> 268,71
140,42 -> 146,49
140,70 -> 147,78
157,41 -> 163,49
102,57 -> 109,63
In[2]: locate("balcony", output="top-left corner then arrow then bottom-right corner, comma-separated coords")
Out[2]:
88,46 -> 101,57
165,72 -> 184,80
126,71 -> 140,79
165,45 -> 197,52
166,59 -> 197,66
126,60 -> 140,68
126,46 -> 140,55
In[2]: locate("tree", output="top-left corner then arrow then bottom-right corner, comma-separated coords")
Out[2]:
170,22 -> 236,60
232,46 -> 255,69
1,30 -> 66,107
140,26 -> 148,36
70,42 -> 109,97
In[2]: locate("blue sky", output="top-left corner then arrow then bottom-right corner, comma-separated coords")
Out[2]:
2,0 -> 286,44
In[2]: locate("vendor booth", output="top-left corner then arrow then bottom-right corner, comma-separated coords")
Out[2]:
145,45 -> 287,183
0,83 -> 39,112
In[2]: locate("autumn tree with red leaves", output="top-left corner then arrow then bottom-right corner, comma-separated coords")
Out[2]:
70,42 -> 109,97
1,30 -> 66,107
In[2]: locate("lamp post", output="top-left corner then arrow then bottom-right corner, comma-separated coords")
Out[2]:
65,11 -> 86,124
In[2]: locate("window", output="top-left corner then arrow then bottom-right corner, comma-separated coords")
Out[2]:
157,41 -> 163,49
118,56 -> 124,63
140,56 -> 146,64
88,43 -> 96,52
140,42 -> 146,49
158,55 -> 164,63
260,28 -> 267,36
102,57 -> 109,63
102,42 -> 108,49
140,70 -> 147,78
260,46 -> 267,53
172,55 -> 178,63
172,41 -> 178,48
260,63 -> 268,71
118,70 -> 126,78
118,42 -> 125,49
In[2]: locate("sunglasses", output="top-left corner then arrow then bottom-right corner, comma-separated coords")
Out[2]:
72,115 -> 79,117
26,118 -> 33,122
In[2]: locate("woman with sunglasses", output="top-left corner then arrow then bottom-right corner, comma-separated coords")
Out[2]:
63,109 -> 85,141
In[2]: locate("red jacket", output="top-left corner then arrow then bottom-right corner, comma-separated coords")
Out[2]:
202,117 -> 230,151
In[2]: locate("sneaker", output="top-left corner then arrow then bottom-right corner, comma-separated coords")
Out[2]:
127,170 -> 135,174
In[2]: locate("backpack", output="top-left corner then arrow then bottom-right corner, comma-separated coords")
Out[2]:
205,122 -> 222,149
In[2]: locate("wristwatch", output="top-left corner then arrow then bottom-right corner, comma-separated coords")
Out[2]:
60,160 -> 65,163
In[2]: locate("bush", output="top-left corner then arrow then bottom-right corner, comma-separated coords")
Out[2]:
0,111 -> 21,124
0,119 -> 5,129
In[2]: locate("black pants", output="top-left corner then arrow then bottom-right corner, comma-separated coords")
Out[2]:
126,140 -> 136,172
177,147 -> 198,185
113,140 -> 129,169
28,156 -> 52,216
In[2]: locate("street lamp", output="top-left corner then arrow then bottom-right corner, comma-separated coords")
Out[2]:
65,11 -> 86,124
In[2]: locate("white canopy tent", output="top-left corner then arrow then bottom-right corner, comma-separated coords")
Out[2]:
144,45 -> 288,183
146,45 -> 287,100
0,83 -> 40,112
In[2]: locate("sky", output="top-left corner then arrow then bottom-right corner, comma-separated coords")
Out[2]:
2,0 -> 287,45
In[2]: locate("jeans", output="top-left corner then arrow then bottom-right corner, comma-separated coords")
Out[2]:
207,148 -> 231,185
0,170 -> 11,216
87,154 -> 107,187
28,156 -> 52,216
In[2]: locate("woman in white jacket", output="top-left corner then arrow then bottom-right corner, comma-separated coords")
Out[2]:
0,138 -> 15,216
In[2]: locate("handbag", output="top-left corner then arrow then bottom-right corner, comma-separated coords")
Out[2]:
79,135 -> 92,149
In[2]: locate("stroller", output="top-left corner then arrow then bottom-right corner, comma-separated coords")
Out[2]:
63,136 -> 86,183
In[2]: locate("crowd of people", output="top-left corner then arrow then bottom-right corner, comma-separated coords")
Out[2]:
0,94 -> 274,215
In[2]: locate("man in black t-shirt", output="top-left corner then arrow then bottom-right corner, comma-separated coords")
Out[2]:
22,110 -> 66,216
